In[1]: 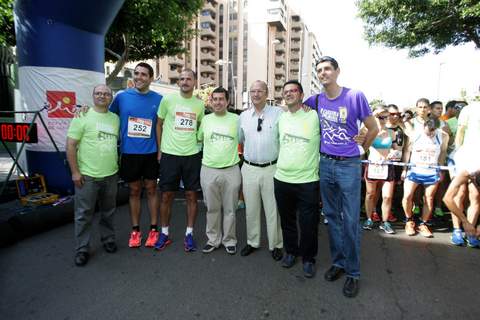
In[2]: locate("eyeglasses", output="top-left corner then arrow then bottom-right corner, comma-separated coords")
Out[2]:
283,88 -> 300,95
376,115 -> 388,120
257,118 -> 263,132
389,113 -> 400,116
94,92 -> 112,97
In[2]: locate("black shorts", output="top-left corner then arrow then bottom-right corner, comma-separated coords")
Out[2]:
120,153 -> 159,183
159,152 -> 201,192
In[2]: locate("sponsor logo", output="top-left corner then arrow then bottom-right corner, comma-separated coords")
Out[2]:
46,91 -> 77,118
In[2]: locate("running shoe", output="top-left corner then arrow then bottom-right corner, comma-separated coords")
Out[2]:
380,221 -> 395,234
418,224 -> 433,238
128,231 -> 142,248
362,219 -> 374,230
466,235 -> 480,248
405,220 -> 416,236
202,244 -> 216,253
154,233 -> 172,251
371,211 -> 381,222
387,212 -> 398,223
225,245 -> 237,255
145,230 -> 159,247
184,233 -> 197,252
434,207 -> 445,217
450,228 -> 464,246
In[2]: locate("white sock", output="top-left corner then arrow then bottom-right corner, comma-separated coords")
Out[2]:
186,227 -> 193,235
162,227 -> 169,236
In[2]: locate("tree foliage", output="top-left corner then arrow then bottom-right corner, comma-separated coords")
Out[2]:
0,0 -> 15,46
356,0 -> 480,57
105,0 -> 204,82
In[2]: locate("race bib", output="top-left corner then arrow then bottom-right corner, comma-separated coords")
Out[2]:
175,111 -> 196,132
418,149 -> 436,165
367,163 -> 388,180
127,117 -> 152,138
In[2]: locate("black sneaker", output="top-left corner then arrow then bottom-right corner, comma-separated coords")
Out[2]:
74,252 -> 89,267
103,242 -> 117,253
225,245 -> 237,255
303,262 -> 316,278
202,244 -> 216,253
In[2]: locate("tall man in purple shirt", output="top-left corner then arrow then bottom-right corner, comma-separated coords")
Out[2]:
304,56 -> 378,298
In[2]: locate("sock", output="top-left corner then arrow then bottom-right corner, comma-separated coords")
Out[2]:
132,226 -> 140,232
150,224 -> 158,231
186,227 -> 193,235
162,226 -> 169,236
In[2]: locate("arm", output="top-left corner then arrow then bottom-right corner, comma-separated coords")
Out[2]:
438,131 -> 449,166
156,117 -> 164,161
66,137 -> 83,188
455,125 -> 466,149
360,115 -> 379,151
401,138 -> 412,180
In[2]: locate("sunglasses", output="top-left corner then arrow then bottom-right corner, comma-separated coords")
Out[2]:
376,115 -> 388,120
389,113 -> 400,116
257,118 -> 263,132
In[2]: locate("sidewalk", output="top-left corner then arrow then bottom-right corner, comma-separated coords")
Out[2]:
1,197 -> 479,319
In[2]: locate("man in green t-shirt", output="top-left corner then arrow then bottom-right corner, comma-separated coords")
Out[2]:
273,80 -> 320,278
197,87 -> 241,255
155,69 -> 205,252
66,84 -> 120,267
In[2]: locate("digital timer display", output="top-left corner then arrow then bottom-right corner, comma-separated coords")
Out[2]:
0,122 -> 38,143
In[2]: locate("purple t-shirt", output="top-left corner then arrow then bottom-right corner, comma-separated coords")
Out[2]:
304,87 -> 371,157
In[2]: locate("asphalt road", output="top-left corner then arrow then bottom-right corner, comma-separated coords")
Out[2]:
1,197 -> 479,320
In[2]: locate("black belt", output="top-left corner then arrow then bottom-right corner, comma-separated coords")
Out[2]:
320,153 -> 356,161
244,159 -> 277,167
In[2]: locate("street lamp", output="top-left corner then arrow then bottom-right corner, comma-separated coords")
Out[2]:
215,59 -> 237,109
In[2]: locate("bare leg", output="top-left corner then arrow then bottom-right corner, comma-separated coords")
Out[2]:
160,191 -> 175,227
185,190 -> 198,228
402,179 -> 418,219
467,182 -> 480,226
381,181 -> 395,221
128,180 -> 142,227
423,183 -> 439,222
144,179 -> 158,226
365,180 -> 378,219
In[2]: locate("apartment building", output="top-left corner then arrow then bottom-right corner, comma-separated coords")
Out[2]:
106,0 -> 322,109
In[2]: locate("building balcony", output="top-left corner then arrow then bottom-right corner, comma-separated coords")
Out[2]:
275,31 -> 286,41
200,64 -> 216,74
275,43 -> 285,53
290,63 -> 299,71
289,71 -> 299,80
169,55 -> 184,66
291,20 -> 302,30
168,69 -> 180,79
290,51 -> 299,61
203,1 -> 216,13
200,51 -> 216,62
291,29 -> 301,40
275,55 -> 286,64
200,39 -> 216,50
275,79 -> 284,87
200,14 -> 216,26
275,66 -> 285,75
200,27 -> 216,38
274,90 -> 283,100
200,76 -> 215,86
290,41 -> 300,50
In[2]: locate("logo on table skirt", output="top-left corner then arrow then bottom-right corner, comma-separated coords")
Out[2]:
46,91 -> 77,118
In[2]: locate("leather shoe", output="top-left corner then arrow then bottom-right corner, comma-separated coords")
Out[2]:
240,244 -> 257,256
103,242 -> 117,253
343,277 -> 359,298
303,262 -> 316,278
281,254 -> 296,268
271,248 -> 283,261
324,265 -> 345,281
74,252 -> 89,267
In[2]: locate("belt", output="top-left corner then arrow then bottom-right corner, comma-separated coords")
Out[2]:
320,153 -> 356,161
244,159 -> 277,167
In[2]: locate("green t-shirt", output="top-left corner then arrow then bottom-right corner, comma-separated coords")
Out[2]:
157,92 -> 205,156
198,112 -> 240,168
275,108 -> 320,183
67,109 -> 120,178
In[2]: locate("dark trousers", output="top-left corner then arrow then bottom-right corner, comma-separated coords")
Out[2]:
274,178 -> 319,263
